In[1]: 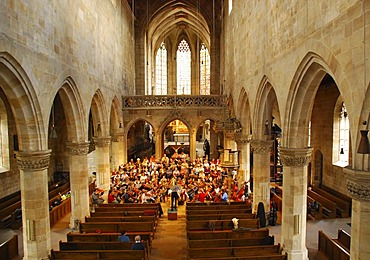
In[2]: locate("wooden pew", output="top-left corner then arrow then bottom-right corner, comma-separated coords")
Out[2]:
318,230 -> 350,260
187,209 -> 252,216
186,219 -> 260,231
186,204 -> 251,211
50,249 -> 148,259
187,228 -> 270,240
187,213 -> 255,221
0,201 -> 21,229
79,221 -> 155,234
307,196 -> 323,220
98,203 -> 160,208
188,244 -> 281,259
312,186 -> 350,218
91,211 -> 154,217
0,234 -> 18,260
190,255 -> 287,260
66,232 -> 152,246
59,240 -> 150,256
50,198 -> 72,227
333,229 -> 350,253
307,190 -> 336,218
188,236 -> 275,248
186,201 -> 248,207
85,216 -> 156,223
322,185 -> 352,211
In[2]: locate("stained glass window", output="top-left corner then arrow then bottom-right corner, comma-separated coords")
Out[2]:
177,39 -> 191,95
155,42 -> 167,95
200,43 -> 210,95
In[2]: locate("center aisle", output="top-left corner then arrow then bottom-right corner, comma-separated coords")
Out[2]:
150,201 -> 188,260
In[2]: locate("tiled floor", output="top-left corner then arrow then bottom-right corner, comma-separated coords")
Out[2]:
11,201 -> 351,259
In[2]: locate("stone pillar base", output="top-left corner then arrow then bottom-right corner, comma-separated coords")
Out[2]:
284,248 -> 308,260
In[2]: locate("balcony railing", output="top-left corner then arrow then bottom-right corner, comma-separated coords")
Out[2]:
122,95 -> 227,108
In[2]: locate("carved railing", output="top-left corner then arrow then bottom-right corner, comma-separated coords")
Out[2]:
122,95 -> 227,108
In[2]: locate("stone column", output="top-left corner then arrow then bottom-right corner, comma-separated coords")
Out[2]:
16,150 -> 51,260
251,140 -> 272,213
344,168 -> 370,260
189,128 -> 197,160
94,137 -> 111,203
155,131 -> 162,160
235,133 -> 251,189
67,142 -> 90,228
112,134 -> 125,168
279,147 -> 313,260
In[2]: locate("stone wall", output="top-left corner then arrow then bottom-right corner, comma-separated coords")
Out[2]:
222,0 -> 367,191
0,0 -> 134,198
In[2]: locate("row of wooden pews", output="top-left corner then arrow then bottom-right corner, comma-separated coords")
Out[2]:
318,229 -> 350,260
0,181 -> 75,229
270,184 -> 351,221
49,203 -> 161,259
186,202 -> 287,259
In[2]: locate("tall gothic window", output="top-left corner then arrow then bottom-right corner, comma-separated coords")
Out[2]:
339,103 -> 349,165
200,43 -> 210,95
155,42 -> 167,95
177,39 -> 191,95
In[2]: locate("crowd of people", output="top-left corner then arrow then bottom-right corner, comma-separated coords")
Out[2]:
92,152 -> 251,209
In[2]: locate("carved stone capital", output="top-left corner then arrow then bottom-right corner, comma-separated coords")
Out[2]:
279,147 -> 313,167
344,168 -> 370,201
16,150 -> 51,171
67,142 -> 90,155
250,140 -> 272,154
235,133 -> 252,145
111,134 -> 125,143
93,137 -> 111,147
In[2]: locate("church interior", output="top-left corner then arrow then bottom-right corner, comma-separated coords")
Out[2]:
0,0 -> 369,259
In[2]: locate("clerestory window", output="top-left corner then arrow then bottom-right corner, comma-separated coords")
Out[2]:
177,39 -> 191,95
155,42 -> 167,95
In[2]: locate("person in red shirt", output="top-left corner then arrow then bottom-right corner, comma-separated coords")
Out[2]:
198,188 -> 206,202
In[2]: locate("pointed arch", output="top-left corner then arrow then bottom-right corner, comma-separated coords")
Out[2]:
254,76 -> 281,139
110,96 -> 122,135
0,52 -> 45,150
236,87 -> 251,135
90,89 -> 109,137
57,77 -> 87,143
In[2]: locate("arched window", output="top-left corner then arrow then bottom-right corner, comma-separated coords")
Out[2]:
200,43 -> 210,95
177,39 -> 191,95
0,98 -> 9,172
155,42 -> 167,95
338,103 -> 349,165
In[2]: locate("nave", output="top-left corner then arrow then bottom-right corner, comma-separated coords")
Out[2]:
5,199 -> 350,260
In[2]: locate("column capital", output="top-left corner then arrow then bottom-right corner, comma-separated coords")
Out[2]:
67,141 -> 90,155
344,168 -> 370,202
250,139 -> 273,154
94,136 -> 111,147
235,133 -> 252,144
279,147 -> 313,167
16,150 -> 51,171
111,133 -> 125,143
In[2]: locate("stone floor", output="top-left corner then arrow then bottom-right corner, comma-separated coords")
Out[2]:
11,199 -> 351,259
